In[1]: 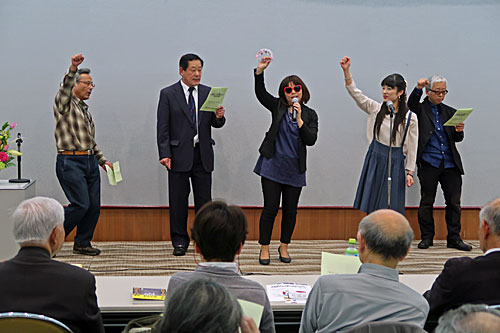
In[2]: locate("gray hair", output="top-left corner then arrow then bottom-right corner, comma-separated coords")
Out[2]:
426,75 -> 447,90
12,197 -> 64,245
480,199 -> 500,236
76,67 -> 91,82
358,212 -> 414,260
435,304 -> 500,333
160,279 -> 243,333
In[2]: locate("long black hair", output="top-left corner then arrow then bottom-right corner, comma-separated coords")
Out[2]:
374,73 -> 408,144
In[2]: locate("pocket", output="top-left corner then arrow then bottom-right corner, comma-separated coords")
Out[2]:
56,155 -> 66,171
170,140 -> 180,147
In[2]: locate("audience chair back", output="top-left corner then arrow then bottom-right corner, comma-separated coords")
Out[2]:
343,321 -> 428,333
0,312 -> 73,333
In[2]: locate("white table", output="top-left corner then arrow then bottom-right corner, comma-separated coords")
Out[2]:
95,273 -> 437,313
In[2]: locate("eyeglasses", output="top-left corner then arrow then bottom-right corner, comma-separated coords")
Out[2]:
430,89 -> 448,96
284,85 -> 302,94
77,80 -> 95,87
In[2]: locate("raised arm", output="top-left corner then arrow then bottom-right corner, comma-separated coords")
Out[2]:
407,78 -> 428,115
54,54 -> 84,116
254,56 -> 279,112
340,56 -> 381,114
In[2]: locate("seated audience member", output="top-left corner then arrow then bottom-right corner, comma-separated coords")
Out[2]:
300,209 -> 429,333
0,197 -> 104,333
166,201 -> 275,333
425,198 -> 500,320
160,279 -> 260,333
435,304 -> 500,333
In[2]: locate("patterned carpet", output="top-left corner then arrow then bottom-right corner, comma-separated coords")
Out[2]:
54,240 -> 482,276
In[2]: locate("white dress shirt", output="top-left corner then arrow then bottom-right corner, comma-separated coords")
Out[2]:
180,80 -> 199,145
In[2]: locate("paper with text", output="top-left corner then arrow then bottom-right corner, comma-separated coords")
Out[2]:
200,87 -> 228,112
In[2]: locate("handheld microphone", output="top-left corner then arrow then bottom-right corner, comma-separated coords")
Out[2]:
386,101 -> 396,114
292,97 -> 298,121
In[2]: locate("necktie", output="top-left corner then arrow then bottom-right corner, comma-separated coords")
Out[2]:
188,87 -> 197,132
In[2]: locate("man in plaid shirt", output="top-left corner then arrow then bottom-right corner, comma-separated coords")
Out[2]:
53,53 -> 112,256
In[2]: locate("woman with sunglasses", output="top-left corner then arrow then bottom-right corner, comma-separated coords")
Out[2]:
253,57 -> 318,265
340,56 -> 418,214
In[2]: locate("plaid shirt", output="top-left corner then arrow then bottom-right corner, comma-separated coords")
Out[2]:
53,69 -> 107,165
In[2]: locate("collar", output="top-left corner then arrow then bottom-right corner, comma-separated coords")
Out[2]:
427,98 -> 441,110
180,80 -> 198,95
17,246 -> 52,258
358,263 -> 399,282
72,94 -> 88,108
484,248 -> 500,256
198,261 -> 239,273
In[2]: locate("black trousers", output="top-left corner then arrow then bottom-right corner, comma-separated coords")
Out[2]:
258,177 -> 302,245
168,146 -> 211,248
417,160 -> 462,242
56,154 -> 101,246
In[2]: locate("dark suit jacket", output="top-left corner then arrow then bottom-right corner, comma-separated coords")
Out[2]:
424,251 -> 500,320
0,247 -> 104,333
407,88 -> 464,174
254,71 -> 318,173
157,81 -> 225,172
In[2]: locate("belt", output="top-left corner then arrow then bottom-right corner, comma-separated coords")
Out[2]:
58,150 -> 94,156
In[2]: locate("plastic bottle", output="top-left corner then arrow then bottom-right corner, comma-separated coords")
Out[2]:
345,238 -> 359,256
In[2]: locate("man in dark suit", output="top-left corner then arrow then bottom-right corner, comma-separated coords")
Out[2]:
408,76 -> 471,251
157,53 -> 226,256
0,197 -> 104,333
424,198 -> 500,321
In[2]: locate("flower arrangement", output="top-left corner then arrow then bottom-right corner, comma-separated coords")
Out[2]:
0,122 -> 22,170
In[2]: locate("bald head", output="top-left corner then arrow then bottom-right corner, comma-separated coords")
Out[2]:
436,304 -> 500,333
358,209 -> 414,261
480,198 -> 500,237
461,312 -> 500,332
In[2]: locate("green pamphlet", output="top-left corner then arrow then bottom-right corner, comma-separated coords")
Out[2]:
200,87 -> 228,112
443,108 -> 473,126
105,161 -> 123,186
238,299 -> 263,329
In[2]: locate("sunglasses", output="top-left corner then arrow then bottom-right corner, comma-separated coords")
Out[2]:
284,85 -> 302,94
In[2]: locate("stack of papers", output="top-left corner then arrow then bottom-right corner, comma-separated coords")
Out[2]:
266,282 -> 311,304
132,287 -> 166,301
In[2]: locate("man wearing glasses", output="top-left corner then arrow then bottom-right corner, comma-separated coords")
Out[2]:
53,53 -> 112,256
408,76 -> 470,251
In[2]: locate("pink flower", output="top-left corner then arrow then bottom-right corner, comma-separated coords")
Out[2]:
10,122 -> 17,129
0,152 -> 9,162
3,145 -> 8,150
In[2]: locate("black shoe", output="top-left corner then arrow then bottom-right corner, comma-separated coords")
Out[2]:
259,249 -> 270,265
417,239 -> 433,249
173,245 -> 187,256
278,247 -> 291,263
447,240 -> 472,251
73,244 -> 101,256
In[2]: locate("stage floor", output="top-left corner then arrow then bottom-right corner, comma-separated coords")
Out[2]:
54,240 -> 481,276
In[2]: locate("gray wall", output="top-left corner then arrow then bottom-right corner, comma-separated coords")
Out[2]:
1,0 -> 499,207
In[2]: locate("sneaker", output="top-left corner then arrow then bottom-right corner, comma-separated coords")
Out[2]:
73,244 -> 101,256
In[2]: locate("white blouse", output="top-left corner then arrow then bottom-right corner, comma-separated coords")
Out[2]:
346,80 -> 419,172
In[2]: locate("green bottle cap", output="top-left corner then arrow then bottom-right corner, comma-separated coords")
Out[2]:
348,238 -> 356,245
